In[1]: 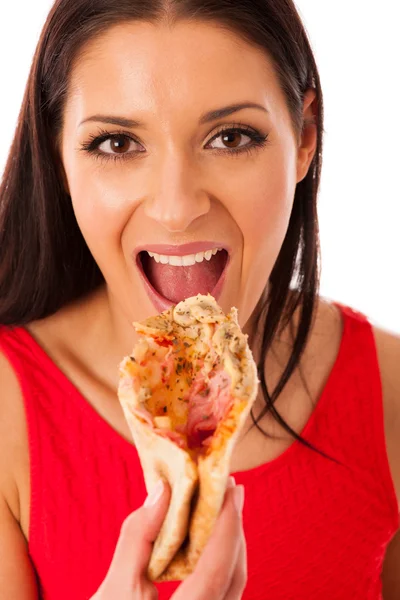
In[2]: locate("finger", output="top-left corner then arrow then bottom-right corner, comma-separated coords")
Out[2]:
172,482 -> 244,600
223,528 -> 247,600
102,480 -> 171,589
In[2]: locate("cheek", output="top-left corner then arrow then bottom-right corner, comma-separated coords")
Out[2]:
64,154 -> 138,257
242,171 -> 294,256
226,148 -> 297,320
229,150 -> 295,249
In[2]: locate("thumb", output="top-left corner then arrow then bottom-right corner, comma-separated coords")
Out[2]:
104,480 -> 170,590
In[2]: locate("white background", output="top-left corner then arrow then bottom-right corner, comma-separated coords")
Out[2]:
0,1 -> 399,332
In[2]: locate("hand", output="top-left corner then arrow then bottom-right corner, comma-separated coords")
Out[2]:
91,477 -> 247,600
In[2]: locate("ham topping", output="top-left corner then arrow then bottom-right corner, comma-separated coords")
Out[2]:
132,367 -> 233,451
185,369 -> 233,449
155,429 -> 187,449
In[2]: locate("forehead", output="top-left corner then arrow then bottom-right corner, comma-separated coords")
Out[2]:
66,20 -> 285,123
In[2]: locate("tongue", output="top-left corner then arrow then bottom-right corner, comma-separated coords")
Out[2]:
142,251 -> 226,303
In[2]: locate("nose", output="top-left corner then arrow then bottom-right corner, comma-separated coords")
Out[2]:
143,152 -> 211,233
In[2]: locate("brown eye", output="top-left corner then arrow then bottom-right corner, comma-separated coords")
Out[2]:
220,131 -> 242,148
98,134 -> 137,155
110,135 -> 131,153
99,135 -> 132,154
209,129 -> 252,151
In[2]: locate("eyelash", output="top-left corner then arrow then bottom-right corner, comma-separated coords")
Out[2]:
79,123 -> 269,164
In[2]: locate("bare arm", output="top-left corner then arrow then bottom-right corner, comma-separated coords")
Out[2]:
0,353 -> 38,598
382,529 -> 400,600
0,493 -> 38,599
374,326 -> 400,599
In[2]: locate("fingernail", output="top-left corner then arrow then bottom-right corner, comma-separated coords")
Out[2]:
228,476 -> 236,488
144,480 -> 164,507
233,485 -> 244,514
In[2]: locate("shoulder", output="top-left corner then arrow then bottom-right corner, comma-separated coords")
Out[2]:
324,301 -> 400,503
0,348 -> 29,526
315,299 -> 400,502
371,323 -> 400,503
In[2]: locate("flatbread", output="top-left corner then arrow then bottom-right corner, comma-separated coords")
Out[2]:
118,294 -> 258,581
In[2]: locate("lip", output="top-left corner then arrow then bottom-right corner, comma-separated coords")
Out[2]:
135,247 -> 230,313
134,241 -> 230,258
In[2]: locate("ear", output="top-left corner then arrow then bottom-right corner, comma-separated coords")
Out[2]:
296,88 -> 318,184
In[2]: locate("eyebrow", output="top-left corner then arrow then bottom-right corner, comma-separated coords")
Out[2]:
79,102 -> 269,128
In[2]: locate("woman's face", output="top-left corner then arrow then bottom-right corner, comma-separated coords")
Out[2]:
61,20 -> 316,330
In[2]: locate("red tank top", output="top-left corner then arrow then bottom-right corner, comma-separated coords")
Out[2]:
0,303 -> 398,599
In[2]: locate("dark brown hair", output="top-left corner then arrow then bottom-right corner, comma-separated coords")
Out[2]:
0,0 -> 328,455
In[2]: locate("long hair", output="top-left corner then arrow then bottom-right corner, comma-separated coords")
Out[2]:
0,0 -> 325,453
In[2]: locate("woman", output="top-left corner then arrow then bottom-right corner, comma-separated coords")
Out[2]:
0,0 -> 399,598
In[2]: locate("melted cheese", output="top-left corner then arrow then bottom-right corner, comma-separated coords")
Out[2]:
127,294 -> 253,452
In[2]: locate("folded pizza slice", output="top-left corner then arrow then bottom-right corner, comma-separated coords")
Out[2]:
118,294 -> 258,581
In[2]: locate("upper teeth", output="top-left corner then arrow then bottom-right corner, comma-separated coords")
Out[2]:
147,247 -> 221,266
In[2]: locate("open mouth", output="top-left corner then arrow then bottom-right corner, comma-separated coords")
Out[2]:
137,248 -> 229,308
